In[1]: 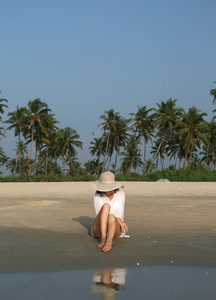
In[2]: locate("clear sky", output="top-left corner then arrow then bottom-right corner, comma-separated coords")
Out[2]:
1,0 -> 216,165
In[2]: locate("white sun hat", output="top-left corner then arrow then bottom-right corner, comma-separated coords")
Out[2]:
91,171 -> 123,192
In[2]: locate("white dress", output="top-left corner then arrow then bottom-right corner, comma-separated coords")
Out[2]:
91,190 -> 130,238
93,190 -> 125,221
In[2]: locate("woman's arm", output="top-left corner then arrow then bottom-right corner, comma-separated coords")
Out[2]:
117,218 -> 128,233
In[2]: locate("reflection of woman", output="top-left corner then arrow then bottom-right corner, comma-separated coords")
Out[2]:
91,268 -> 127,300
91,171 -> 128,252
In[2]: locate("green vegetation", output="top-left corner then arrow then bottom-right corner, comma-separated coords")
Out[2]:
0,169 -> 215,182
0,85 -> 216,182
0,174 -> 96,183
117,169 -> 216,182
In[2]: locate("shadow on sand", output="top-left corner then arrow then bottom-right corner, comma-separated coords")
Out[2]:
72,216 -> 95,236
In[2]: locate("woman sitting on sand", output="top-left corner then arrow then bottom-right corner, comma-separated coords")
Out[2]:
91,171 -> 128,252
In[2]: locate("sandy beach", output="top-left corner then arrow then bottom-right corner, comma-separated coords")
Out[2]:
0,182 -> 216,272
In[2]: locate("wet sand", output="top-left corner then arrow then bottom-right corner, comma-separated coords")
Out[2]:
0,182 -> 216,272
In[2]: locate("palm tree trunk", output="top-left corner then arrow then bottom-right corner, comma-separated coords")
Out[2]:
114,141 -> 119,174
14,151 -> 20,177
175,153 -> 178,168
45,148 -> 48,176
147,132 -> 167,173
102,127 -> 111,172
156,155 -> 159,171
107,154 -> 112,170
29,123 -> 35,177
105,154 -> 110,168
183,140 -> 191,169
189,142 -> 195,169
137,132 -> 142,174
213,151 -> 216,170
189,149 -> 193,169
19,157 -> 21,176
33,145 -> 38,175
143,138 -> 147,175
162,146 -> 166,170
64,151 -> 67,176
206,139 -> 210,168
211,148 -> 215,170
97,154 -> 101,175
69,160 -> 74,176
178,144 -> 182,169
179,140 -> 183,169
14,133 -> 21,177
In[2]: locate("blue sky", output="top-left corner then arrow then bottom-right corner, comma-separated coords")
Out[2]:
1,0 -> 216,166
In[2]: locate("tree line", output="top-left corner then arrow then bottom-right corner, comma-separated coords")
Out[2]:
0,89 -> 216,178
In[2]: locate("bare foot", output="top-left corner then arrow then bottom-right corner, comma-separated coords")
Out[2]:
102,241 -> 112,252
98,239 -> 106,248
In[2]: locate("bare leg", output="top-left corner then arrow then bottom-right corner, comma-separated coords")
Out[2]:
102,214 -> 121,252
92,203 -> 111,248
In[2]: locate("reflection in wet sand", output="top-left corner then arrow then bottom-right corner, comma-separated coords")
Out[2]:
91,268 -> 127,299
0,266 -> 215,299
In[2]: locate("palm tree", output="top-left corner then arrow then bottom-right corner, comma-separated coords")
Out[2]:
147,98 -> 183,173
201,120 -> 216,170
166,131 -> 184,169
0,147 -> 5,172
0,126 -> 5,139
150,139 -> 164,171
104,133 -> 115,170
54,127 -> 83,176
130,106 -> 154,173
0,92 -> 8,138
210,81 -> 216,104
120,134 -> 141,174
209,123 -> 216,170
6,158 -> 17,176
68,156 -> 82,177
178,107 -> 208,169
37,149 -> 63,176
151,135 -> 168,170
18,157 -> 33,177
23,99 -> 51,176
0,146 -> 4,157
0,154 -> 10,176
14,140 -> 28,176
89,137 -> 105,175
211,89 -> 216,104
213,108 -> 216,121
127,134 -> 140,151
6,106 -> 27,143
190,155 -> 204,171
112,116 -> 129,173
200,148 -> 212,169
144,158 -> 156,173
40,128 -> 60,176
99,109 -> 119,172
120,145 -> 142,174
31,112 -> 59,175
0,91 -> 8,121
84,159 -> 98,175
6,106 -> 28,175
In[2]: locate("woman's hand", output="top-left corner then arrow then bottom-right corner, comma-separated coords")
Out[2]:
117,218 -> 128,233
121,222 -> 128,233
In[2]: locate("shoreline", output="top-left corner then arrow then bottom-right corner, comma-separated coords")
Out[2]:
0,182 -> 216,272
